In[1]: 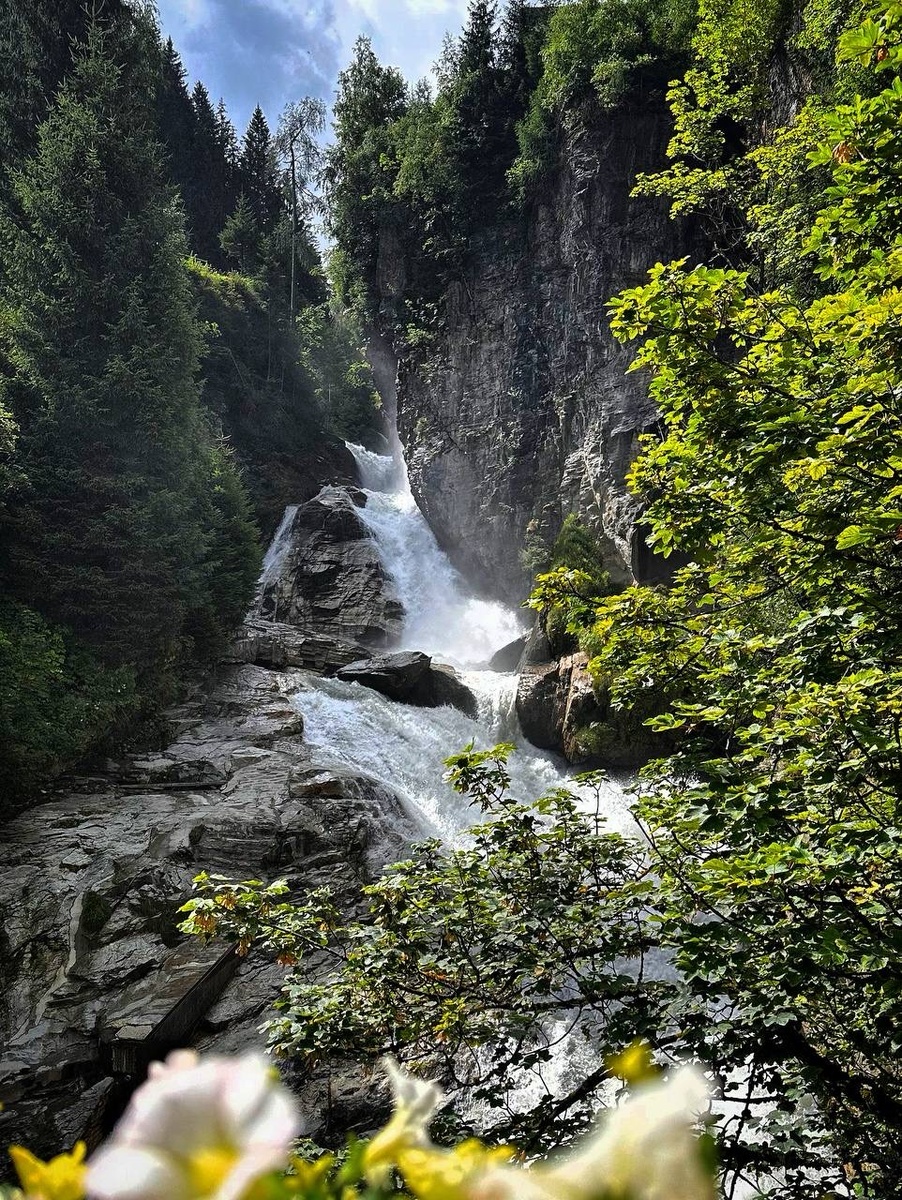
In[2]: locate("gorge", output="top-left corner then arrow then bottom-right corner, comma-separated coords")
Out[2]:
4,0 -> 902,1194
0,434 -> 629,1157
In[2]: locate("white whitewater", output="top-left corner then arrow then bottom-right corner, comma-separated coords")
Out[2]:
257,503 -> 298,595
283,442 -> 630,841
347,442 -> 524,667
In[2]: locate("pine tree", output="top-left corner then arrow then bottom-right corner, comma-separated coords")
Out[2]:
240,105 -> 281,229
0,17 -> 246,673
219,192 -> 262,273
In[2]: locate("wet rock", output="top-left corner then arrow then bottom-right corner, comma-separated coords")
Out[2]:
517,652 -> 667,768
0,662 -> 421,1160
336,652 -> 477,718
257,487 -> 404,646
428,664 -> 478,719
337,650 -> 430,698
225,619 -> 373,674
517,652 -> 607,764
488,637 -> 526,672
517,660 -> 572,753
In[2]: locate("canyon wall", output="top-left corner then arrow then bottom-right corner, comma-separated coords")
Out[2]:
373,97 -> 702,605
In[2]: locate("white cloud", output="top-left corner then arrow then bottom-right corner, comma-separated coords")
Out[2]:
168,0 -> 214,29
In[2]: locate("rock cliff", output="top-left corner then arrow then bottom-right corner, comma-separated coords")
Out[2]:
0,486 -> 421,1161
374,98 -> 701,605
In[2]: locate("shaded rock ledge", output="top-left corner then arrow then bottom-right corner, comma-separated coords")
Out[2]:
336,651 -> 477,718
0,660 -> 424,1159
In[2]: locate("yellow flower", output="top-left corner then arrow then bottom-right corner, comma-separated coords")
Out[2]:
606,1041 -> 660,1088
9,1142 -> 87,1200
284,1156 -> 334,1193
396,1141 -> 514,1200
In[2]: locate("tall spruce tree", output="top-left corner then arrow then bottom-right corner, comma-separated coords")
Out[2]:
0,16 -> 254,675
240,105 -> 281,229
0,0 -> 123,169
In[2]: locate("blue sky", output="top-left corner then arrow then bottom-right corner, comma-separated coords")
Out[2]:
156,0 -> 470,135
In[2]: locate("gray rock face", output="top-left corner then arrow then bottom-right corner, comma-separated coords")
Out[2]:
0,661 -> 422,1160
337,651 -> 477,718
516,651 -> 668,769
257,486 -> 404,646
225,618 -> 373,674
488,637 -> 527,673
376,100 -> 702,605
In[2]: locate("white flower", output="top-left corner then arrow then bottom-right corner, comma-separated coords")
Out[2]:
87,1050 -> 300,1200
362,1056 -> 444,1186
469,1066 -> 713,1200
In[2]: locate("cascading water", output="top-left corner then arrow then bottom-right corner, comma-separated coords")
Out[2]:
346,443 -> 524,667
256,440 -> 639,1142
256,503 -> 298,604
285,441 -> 631,841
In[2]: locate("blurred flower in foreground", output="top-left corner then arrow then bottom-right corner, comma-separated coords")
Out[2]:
373,1057 -> 714,1200
363,1057 -> 443,1186
9,1142 -> 87,1200
86,1050 -> 300,1200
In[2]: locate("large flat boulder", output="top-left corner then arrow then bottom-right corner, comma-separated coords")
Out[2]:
225,618 -> 373,674
337,652 -> 477,718
0,663 -> 422,1160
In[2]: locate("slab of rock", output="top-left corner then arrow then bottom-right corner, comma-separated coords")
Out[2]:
488,636 -> 526,672
257,487 -> 403,646
337,652 -> 477,718
0,663 -> 422,1160
225,618 -> 373,674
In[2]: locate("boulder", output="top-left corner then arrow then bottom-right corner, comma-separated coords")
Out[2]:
429,663 -> 478,719
517,653 -> 668,768
488,636 -> 526,673
337,652 -> 477,718
337,650 -> 431,700
257,487 -> 403,646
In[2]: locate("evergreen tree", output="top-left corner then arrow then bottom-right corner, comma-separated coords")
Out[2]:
215,98 -> 240,171
219,192 -> 262,273
0,0 -> 123,168
0,18 -> 253,674
155,37 -> 198,224
240,105 -> 281,230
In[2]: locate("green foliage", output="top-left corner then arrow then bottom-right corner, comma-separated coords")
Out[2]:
0,15 -> 261,789
528,514 -> 615,653
595,10 -> 902,1188
0,19 -> 211,670
297,303 -> 383,445
186,256 -> 335,532
0,600 -> 137,799
633,0 -> 866,243
219,193 -> 262,274
510,0 -> 695,196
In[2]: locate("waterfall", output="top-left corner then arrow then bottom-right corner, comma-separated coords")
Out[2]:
283,442 -> 632,842
346,443 -> 524,668
257,503 -> 298,597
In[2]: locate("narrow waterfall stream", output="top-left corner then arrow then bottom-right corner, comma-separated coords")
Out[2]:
285,443 -> 632,842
